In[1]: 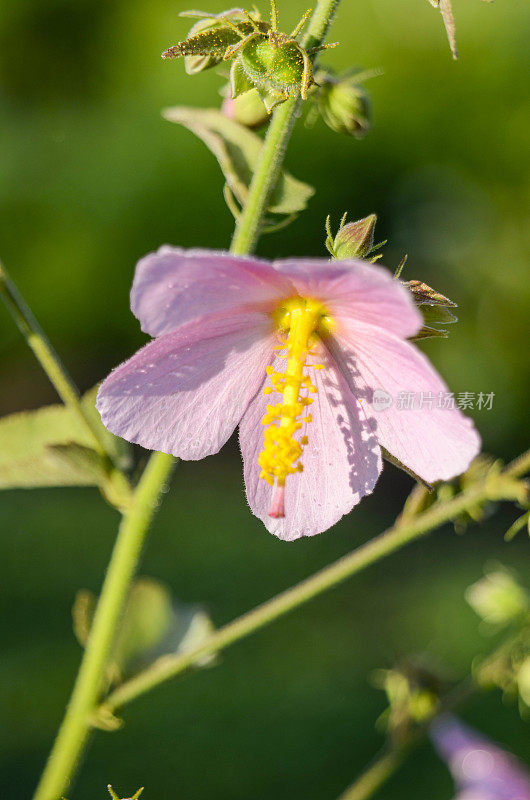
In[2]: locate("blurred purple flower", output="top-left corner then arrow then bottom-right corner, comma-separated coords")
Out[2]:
97,248 -> 480,539
430,715 -> 530,799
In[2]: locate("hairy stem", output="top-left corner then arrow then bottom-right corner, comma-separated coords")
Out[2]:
230,0 -> 339,255
30,1 -> 343,796
32,451 -> 175,800
101,451 -> 530,713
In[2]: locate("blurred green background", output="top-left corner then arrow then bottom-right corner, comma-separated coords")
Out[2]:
1,0 -> 529,798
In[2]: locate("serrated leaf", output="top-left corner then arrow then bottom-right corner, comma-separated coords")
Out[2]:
163,106 -> 314,215
0,386 -> 131,489
74,577 -> 216,685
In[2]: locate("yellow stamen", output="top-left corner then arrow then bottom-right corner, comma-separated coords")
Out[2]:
258,297 -> 332,500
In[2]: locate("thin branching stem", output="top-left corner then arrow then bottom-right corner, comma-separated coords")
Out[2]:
101,451 -> 530,713
337,625 -> 529,800
0,260 -> 127,480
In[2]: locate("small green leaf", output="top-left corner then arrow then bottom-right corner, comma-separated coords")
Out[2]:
163,106 -> 314,215
0,405 -> 101,488
0,387 -> 131,489
74,577 -> 216,685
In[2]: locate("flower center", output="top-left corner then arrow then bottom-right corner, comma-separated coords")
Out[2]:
258,297 -> 332,517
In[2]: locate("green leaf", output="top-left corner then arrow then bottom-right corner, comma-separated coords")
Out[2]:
0,386 -> 131,489
73,577 -> 216,685
163,106 -> 314,215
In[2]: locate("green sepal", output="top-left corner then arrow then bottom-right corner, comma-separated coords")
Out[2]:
163,14 -> 269,74
256,84 -> 286,112
230,59 -> 255,98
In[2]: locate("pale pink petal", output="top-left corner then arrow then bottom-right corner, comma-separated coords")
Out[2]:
239,347 -> 382,540
131,247 -> 294,337
273,258 -> 423,339
97,311 -> 275,459
329,325 -> 481,484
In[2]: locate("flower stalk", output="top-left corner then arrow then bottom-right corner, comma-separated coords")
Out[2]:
33,450 -> 175,800
230,0 -> 339,255
30,1 -> 342,797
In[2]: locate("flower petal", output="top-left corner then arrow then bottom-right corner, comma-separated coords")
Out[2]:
273,258 -> 423,339
239,348 -> 382,540
131,247 -> 293,337
329,327 -> 481,484
97,312 -> 275,459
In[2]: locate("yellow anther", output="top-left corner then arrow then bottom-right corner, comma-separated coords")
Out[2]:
258,296 -> 331,490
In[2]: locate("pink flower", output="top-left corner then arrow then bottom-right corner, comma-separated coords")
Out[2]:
96,247 -> 480,540
430,715 -> 530,799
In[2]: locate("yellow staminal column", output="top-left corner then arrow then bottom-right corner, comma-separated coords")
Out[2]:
258,298 -> 327,518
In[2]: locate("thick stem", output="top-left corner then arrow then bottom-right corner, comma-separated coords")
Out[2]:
230,0 -> 339,255
101,450 -> 530,713
32,451 -> 175,800
29,1 -> 343,794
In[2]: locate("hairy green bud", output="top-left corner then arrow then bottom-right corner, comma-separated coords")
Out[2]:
162,2 -> 338,109
312,68 -> 373,138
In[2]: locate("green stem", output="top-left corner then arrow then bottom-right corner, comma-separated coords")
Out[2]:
33,451 -> 175,800
30,1 -> 342,794
230,0 -> 339,255
101,450 -> 530,713
0,260 -> 124,475
337,751 -> 405,800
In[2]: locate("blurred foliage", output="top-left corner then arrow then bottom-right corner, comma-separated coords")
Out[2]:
1,0 -> 529,798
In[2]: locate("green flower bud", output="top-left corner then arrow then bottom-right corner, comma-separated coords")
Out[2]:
222,89 -> 270,128
465,567 -> 529,627
162,4 -> 339,109
333,213 -> 377,259
313,68 -> 373,138
326,213 -> 379,260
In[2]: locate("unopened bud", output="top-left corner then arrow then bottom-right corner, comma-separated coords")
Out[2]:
326,213 -> 378,260
221,89 -> 270,129
313,69 -> 373,138
465,567 -> 528,627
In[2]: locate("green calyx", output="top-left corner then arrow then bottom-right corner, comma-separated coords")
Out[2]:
162,1 -> 339,109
